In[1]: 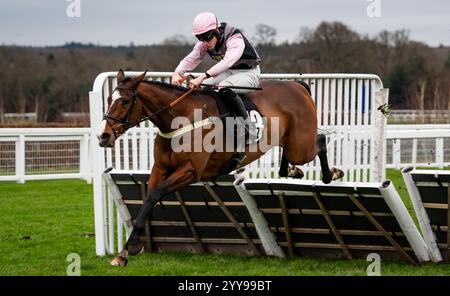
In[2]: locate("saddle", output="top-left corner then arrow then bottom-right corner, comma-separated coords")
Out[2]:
205,89 -> 259,121
204,89 -> 265,176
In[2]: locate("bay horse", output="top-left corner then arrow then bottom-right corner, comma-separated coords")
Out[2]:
98,69 -> 343,266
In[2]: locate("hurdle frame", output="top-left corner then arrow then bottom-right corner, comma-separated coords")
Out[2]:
105,170 -> 430,263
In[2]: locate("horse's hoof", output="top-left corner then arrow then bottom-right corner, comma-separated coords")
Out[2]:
111,256 -> 128,267
331,167 -> 344,180
288,166 -> 304,179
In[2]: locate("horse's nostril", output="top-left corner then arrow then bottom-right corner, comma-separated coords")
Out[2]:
100,133 -> 110,140
98,132 -> 112,147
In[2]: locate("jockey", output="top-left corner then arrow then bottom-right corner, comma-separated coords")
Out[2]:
171,12 -> 260,144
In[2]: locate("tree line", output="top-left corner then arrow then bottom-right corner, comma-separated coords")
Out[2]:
0,21 -> 449,124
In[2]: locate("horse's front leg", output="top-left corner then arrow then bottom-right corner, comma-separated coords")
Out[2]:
111,159 -> 199,267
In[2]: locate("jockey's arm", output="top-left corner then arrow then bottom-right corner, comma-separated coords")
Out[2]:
206,34 -> 245,77
173,42 -> 207,79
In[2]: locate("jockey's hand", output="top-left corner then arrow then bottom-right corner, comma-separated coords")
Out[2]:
189,73 -> 207,89
171,72 -> 183,86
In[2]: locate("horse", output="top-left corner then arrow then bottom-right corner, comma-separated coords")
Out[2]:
98,69 -> 343,266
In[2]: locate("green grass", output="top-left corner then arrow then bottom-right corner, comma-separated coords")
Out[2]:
0,172 -> 449,276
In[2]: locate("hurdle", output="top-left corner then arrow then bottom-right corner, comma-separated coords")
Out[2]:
402,167 -> 449,262
90,72 -> 390,256
105,169 -> 431,263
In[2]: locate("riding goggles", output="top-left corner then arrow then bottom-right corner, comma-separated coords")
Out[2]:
196,30 -> 215,42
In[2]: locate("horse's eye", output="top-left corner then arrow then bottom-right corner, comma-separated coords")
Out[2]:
122,100 -> 130,106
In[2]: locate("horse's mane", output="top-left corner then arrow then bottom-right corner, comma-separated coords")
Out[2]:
142,80 -> 188,92
119,77 -> 202,93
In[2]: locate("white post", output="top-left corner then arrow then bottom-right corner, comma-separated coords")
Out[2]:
401,167 -> 442,262
79,133 -> 90,182
107,187 -> 115,255
89,90 -> 107,256
373,88 -> 388,181
16,135 -> 25,184
315,79 -> 323,181
131,129 -> 138,170
435,138 -> 444,168
139,123 -> 148,170
381,89 -> 388,180
86,132 -> 93,184
123,133 -> 129,170
103,172 -> 133,235
79,136 -> 84,180
233,175 -> 285,258
379,179 -> 430,263
412,139 -> 417,167
393,139 -> 401,170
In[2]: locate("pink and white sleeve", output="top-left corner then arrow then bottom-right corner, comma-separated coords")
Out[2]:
207,34 -> 245,77
174,41 -> 208,75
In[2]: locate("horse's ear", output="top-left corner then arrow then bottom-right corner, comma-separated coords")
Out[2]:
135,70 -> 148,82
130,70 -> 147,88
117,69 -> 125,83
130,70 -> 147,89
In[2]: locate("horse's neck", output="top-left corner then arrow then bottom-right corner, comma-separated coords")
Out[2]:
138,85 -> 172,131
139,84 -> 214,133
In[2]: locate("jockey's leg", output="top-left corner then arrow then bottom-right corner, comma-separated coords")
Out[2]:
217,67 -> 261,145
219,87 -> 258,145
219,66 -> 261,92
203,70 -> 232,86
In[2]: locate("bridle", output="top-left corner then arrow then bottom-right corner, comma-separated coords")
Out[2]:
103,80 -> 196,139
103,85 -> 148,138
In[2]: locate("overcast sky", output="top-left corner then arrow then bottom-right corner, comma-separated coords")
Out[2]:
0,0 -> 449,47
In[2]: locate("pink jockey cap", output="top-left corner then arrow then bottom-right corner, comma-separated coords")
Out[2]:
192,12 -> 219,35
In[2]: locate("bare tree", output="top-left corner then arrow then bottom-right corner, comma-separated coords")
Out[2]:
374,30 -> 392,75
254,24 -> 277,45
418,80 -> 426,123
293,26 -> 313,44
306,21 -> 360,71
391,29 -> 410,65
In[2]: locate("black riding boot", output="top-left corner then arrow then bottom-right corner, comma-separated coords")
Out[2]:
219,88 -> 258,145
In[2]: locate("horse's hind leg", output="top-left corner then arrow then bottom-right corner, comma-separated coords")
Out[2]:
278,151 -> 289,177
317,134 -> 332,184
279,150 -> 304,179
316,134 -> 344,184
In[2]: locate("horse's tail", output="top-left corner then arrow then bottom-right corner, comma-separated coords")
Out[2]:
295,80 -> 311,95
